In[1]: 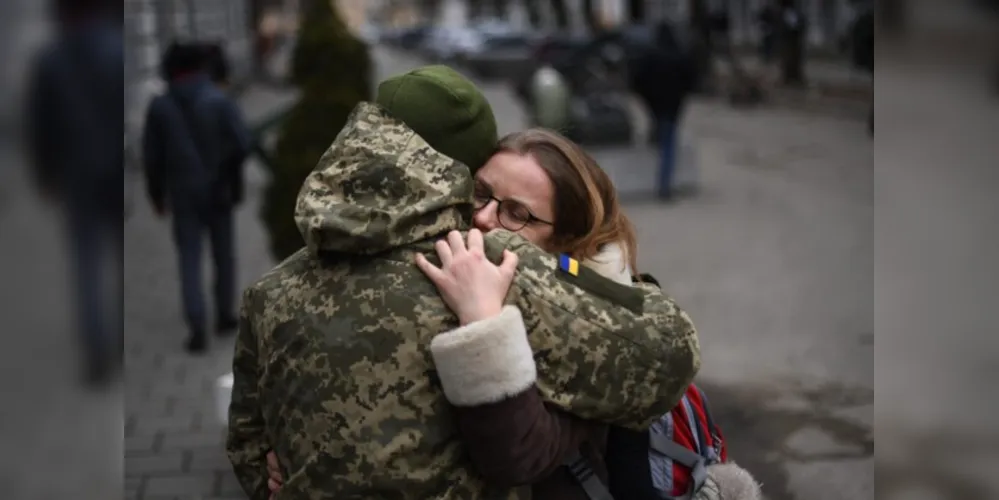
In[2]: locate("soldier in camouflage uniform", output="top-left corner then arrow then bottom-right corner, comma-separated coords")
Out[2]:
227,66 -> 700,499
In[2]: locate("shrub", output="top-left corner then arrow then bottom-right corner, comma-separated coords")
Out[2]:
260,0 -> 372,262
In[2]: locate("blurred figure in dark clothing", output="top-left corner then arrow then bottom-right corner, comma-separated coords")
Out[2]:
776,0 -> 808,86
24,0 -> 123,386
757,1 -> 779,63
143,42 -> 251,354
630,22 -> 696,201
847,1 -> 874,135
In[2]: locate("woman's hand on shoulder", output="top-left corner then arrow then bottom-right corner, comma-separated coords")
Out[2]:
415,229 -> 519,325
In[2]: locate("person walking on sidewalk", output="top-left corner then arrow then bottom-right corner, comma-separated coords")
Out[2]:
24,0 -> 124,386
142,42 -> 251,353
631,22 -> 696,201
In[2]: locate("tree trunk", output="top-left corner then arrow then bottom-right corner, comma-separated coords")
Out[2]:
525,0 -> 542,27
419,0 -> 441,23
777,4 -> 806,87
248,0 -> 265,78
550,0 -> 569,30
489,0 -> 507,19
628,0 -> 645,23
582,0 -> 599,31
688,0 -> 714,92
467,0 -> 484,22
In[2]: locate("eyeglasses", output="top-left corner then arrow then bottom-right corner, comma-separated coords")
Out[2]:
473,182 -> 554,232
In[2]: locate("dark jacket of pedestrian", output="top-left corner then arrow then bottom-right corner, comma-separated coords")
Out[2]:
631,25 -> 696,122
26,16 -> 123,209
142,52 -> 250,213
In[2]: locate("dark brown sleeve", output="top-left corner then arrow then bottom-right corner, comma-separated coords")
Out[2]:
451,386 -> 598,488
428,306 -> 600,486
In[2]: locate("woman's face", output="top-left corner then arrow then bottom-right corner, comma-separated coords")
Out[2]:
472,151 -> 556,250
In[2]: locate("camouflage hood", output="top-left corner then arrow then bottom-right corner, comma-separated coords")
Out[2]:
295,102 -> 474,255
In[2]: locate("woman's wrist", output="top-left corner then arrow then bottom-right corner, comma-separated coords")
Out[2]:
458,303 -> 504,326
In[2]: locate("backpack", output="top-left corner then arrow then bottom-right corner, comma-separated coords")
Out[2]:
564,274 -> 728,500
566,385 -> 727,500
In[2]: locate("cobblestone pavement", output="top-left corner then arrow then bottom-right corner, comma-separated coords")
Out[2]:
121,44 -> 874,500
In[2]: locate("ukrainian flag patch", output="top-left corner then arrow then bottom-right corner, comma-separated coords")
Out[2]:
558,254 -> 579,276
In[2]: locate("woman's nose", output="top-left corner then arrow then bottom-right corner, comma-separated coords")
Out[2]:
472,200 -> 500,231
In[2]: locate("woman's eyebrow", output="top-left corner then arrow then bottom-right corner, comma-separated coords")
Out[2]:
478,177 -> 541,211
505,194 -> 542,213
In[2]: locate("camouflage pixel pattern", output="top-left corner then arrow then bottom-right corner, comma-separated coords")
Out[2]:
485,229 -> 701,430
227,102 -> 700,499
295,102 -> 474,256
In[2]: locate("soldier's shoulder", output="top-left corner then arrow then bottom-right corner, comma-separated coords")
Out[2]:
246,248 -> 319,295
483,230 -> 646,313
483,229 -> 550,264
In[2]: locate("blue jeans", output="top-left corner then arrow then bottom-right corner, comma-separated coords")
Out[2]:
171,205 -> 235,333
657,119 -> 678,196
66,199 -> 122,367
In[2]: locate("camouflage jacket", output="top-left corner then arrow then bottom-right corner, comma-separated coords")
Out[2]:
226,102 -> 700,500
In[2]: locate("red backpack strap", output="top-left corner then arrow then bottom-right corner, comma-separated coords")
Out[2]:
649,431 -> 708,500
689,384 -> 726,462
680,395 -> 704,456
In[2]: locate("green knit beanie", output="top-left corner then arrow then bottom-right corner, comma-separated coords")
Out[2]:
375,65 -> 498,174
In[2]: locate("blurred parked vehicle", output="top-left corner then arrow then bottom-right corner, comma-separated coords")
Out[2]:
513,33 -> 592,102
419,26 -> 483,63
458,20 -> 539,80
382,24 -> 432,50
513,23 -> 694,106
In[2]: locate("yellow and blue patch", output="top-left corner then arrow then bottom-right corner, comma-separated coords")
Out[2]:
558,254 -> 579,276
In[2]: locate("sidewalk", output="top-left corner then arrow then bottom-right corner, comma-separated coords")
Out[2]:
712,54 -> 872,117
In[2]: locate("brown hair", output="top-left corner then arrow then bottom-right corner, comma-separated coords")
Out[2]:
495,128 -> 639,274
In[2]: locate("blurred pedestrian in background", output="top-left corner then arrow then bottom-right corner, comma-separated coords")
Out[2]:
846,1 -> 874,135
142,42 -> 251,354
776,0 -> 808,87
630,22 -> 696,201
757,1 -> 779,65
24,0 -> 123,386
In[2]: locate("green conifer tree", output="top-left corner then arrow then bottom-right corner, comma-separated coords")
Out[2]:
260,0 -> 372,261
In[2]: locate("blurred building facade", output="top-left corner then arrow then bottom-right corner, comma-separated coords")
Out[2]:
610,0 -> 862,50
374,0 -> 862,52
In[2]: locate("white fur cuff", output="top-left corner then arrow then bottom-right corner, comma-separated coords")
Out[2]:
430,306 -> 537,406
705,463 -> 763,500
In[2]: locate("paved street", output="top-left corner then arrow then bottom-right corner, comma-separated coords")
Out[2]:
115,45 -> 875,499
620,103 -> 874,500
